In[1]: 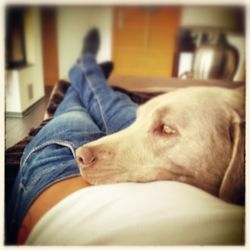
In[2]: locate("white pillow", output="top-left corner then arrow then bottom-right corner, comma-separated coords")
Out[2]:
26,181 -> 244,245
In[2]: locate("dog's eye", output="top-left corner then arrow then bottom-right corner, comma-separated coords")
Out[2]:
161,124 -> 176,136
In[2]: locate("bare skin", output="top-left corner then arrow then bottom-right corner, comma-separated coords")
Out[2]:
17,177 -> 90,244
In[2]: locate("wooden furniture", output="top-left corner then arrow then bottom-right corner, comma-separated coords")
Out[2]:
108,75 -> 244,92
112,7 -> 181,77
41,7 -> 59,86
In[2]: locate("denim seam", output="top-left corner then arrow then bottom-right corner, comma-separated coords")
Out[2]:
21,140 -> 77,168
80,63 -> 109,134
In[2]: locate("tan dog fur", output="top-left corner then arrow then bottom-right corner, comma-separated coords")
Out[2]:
76,86 -> 245,205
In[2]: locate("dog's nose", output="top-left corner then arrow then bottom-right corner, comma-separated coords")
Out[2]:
76,147 -> 96,168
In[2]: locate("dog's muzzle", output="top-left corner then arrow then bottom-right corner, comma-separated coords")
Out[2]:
76,147 -> 96,169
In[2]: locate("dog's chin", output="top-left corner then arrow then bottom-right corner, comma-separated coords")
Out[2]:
81,172 -> 129,185
78,165 -> 161,185
78,164 -> 130,185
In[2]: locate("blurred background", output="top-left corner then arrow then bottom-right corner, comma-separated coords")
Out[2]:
5,5 -> 246,147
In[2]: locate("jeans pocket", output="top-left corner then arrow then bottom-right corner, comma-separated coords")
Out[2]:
21,140 -> 77,170
20,140 -> 77,187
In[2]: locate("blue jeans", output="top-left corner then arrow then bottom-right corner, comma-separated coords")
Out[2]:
6,53 -> 138,243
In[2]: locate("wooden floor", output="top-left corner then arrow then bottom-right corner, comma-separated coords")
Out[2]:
5,86 -> 52,149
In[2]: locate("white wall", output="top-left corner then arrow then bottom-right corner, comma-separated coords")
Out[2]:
57,7 -> 113,79
5,7 -> 45,114
24,8 -> 45,106
5,70 -> 22,112
227,34 -> 245,81
181,6 -> 241,30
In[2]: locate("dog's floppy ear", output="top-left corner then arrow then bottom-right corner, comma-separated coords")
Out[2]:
219,87 -> 245,205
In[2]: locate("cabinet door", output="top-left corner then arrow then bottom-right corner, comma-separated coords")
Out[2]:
112,7 -> 181,76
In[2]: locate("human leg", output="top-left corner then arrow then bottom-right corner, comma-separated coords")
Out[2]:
54,61 -> 114,117
6,103 -> 105,244
6,28 -> 137,243
69,53 -> 138,135
67,28 -> 137,135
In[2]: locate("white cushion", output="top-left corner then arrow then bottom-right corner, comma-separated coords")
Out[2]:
26,181 -> 244,245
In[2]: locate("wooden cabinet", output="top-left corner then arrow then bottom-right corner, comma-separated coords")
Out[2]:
41,7 -> 59,86
112,7 -> 181,77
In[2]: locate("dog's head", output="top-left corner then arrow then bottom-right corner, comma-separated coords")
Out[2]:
76,86 -> 245,205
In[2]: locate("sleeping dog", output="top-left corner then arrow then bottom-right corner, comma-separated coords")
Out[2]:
76,86 -> 245,205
